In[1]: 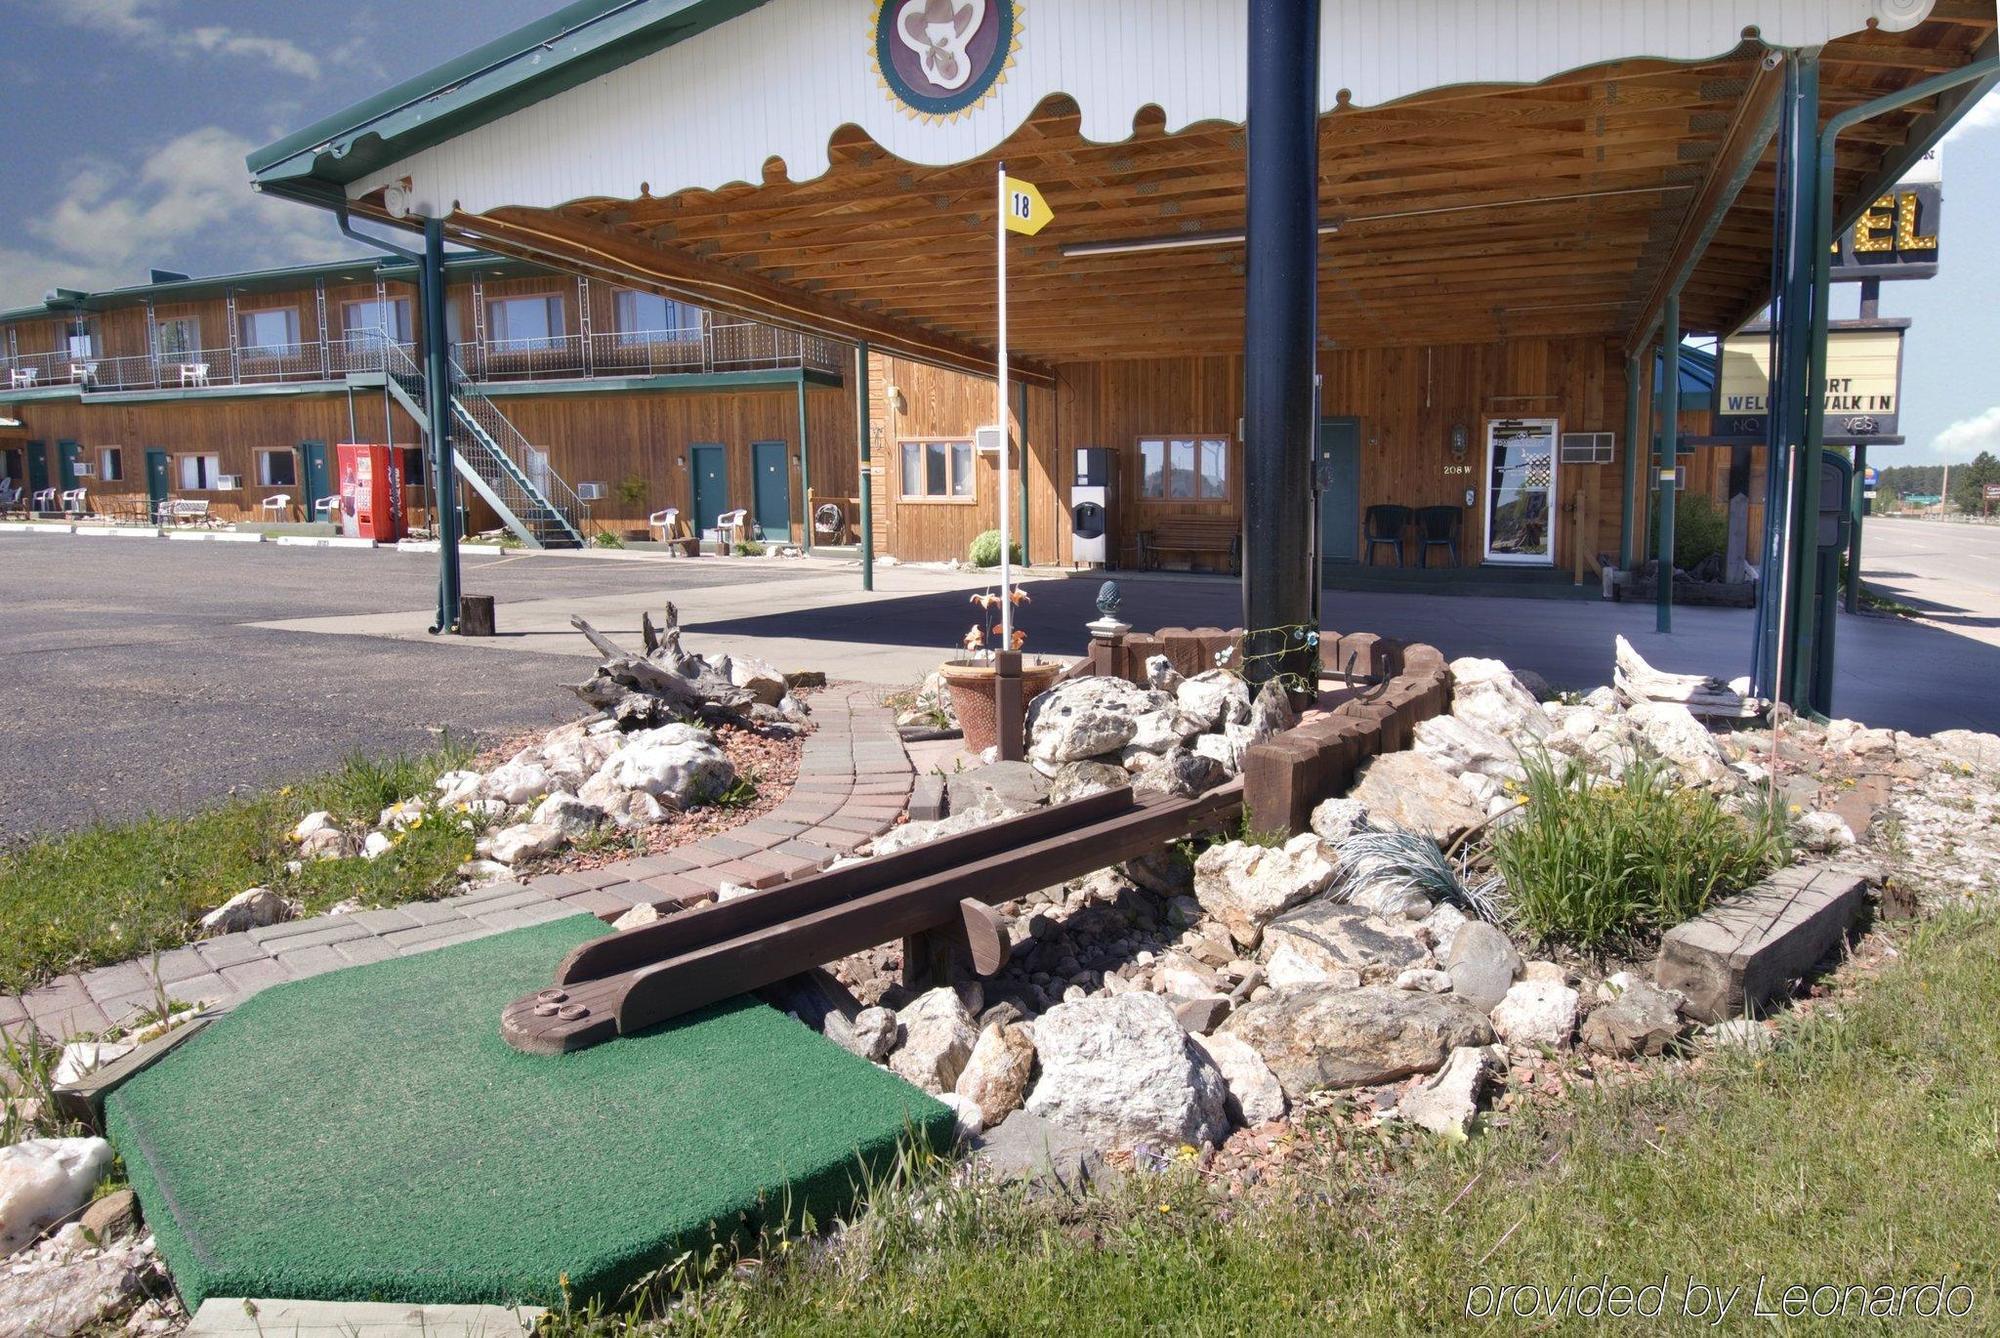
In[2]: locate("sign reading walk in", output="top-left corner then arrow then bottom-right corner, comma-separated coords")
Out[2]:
1003,175 -> 1053,235
1718,327 -> 1906,444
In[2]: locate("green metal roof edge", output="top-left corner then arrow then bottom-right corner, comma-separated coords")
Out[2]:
247,0 -> 764,190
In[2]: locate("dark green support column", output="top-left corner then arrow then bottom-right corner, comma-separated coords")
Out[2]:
422,216 -> 461,635
1620,349 -> 1641,570
1656,293 -> 1679,634
1015,379 -> 1031,567
796,375 -> 813,555
1845,444 -> 1867,614
856,341 -> 873,591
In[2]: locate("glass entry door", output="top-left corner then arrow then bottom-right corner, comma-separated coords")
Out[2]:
1483,418 -> 1558,565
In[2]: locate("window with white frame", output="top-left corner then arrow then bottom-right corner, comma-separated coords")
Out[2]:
486,295 -> 566,351
237,308 -> 300,357
67,328 -> 97,359
153,317 -> 199,360
177,453 -> 224,490
98,447 -> 123,482
1138,436 -> 1230,501
341,298 -> 412,344
257,449 -> 297,488
613,290 -> 702,343
898,440 -> 975,501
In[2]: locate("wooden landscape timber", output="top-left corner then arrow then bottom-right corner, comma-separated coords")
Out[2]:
501,782 -> 1242,1055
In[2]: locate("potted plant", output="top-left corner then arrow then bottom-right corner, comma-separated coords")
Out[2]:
938,588 -> 1062,754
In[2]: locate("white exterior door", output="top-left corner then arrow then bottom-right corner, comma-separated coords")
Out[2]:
1483,418 -> 1558,565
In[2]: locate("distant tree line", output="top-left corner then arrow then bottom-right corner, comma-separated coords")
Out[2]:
1877,453 -> 2000,511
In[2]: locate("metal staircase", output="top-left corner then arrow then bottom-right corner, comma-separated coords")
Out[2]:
377,338 -> 591,549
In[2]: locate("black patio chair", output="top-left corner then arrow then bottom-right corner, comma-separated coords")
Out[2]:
1364,504 -> 1411,566
1415,505 -> 1462,567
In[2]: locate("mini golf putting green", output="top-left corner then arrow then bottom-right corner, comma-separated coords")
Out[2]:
105,914 -> 952,1309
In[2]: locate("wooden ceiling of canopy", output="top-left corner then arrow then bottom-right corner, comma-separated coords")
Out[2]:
419,6 -> 1993,367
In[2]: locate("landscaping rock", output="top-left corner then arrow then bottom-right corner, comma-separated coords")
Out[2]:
0,1138 -> 113,1257
289,810 -> 337,842
948,761 -> 1050,816
1128,707 -> 1204,754
1221,986 -> 1495,1098
890,988 -> 979,1094
51,1042 -> 135,1089
1173,995 -> 1233,1034
726,653 -> 788,706
1025,992 -> 1230,1148
1580,981 -> 1685,1057
834,1006 -> 900,1063
1193,834 -> 1339,949
1248,681 -> 1300,737
1413,714 -> 1523,781
1349,751 -> 1487,845
1348,881 -> 1434,922
1308,797 -> 1371,843
481,758 -> 552,805
1263,946 -> 1361,991
955,1022 -> 1037,1127
1027,677 -> 1165,765
1132,745 -> 1227,799
1261,901 -> 1429,982
478,821 -> 565,866
1191,731 -> 1247,775
538,729 -> 620,787
1123,848 -> 1194,898
1448,657 -> 1552,741
596,725 -> 734,805
936,1092 -> 985,1140
1490,979 -> 1580,1048
610,903 -> 659,931
78,1189 -> 140,1244
1176,670 -> 1251,731
1444,921 -> 1523,1011
1794,810 -> 1856,853
1931,728 -> 2000,774
1046,759 -> 1130,804
360,831 -> 395,860
297,827 -> 348,861
1421,903 -> 1469,957
198,886 -> 295,936
1626,701 -> 1735,789
0,1224 -> 158,1336
972,1110 -> 1112,1189
1145,655 -> 1184,695
1191,1031 -> 1288,1126
1395,968 -> 1454,994
1395,1044 -> 1504,1138
531,792 -> 605,837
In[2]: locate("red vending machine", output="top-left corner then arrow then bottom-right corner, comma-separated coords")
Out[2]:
335,444 -> 407,542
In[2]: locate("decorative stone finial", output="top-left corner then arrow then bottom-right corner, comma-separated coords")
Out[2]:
1095,580 -> 1123,618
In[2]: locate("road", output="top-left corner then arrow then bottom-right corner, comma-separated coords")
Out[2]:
1861,517 -> 2000,649
4,532 -> 1995,837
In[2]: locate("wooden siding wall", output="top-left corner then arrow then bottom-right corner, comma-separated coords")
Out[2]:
882,335 -> 1645,573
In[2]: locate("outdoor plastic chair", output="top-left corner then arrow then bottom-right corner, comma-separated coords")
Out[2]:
715,508 -> 749,556
1364,504 -> 1412,566
261,494 -> 292,521
1415,505 -> 1462,567
60,487 -> 89,517
647,507 -> 680,554
32,487 -> 57,515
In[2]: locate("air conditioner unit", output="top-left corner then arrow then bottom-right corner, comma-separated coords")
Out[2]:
1559,431 -> 1615,465
577,481 -> 607,501
216,474 -> 240,490
71,462 -> 94,477
975,424 -> 1004,455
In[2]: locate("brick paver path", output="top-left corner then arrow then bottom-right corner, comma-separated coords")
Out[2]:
1,691 -> 911,1045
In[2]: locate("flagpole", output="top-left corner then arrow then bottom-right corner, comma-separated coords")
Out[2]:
997,159 -> 1013,645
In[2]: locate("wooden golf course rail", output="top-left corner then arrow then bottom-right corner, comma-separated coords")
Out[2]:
503,781 -> 1242,1055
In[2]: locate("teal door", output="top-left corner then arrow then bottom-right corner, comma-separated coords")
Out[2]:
297,441 -> 332,512
1316,417 -> 1361,572
690,443 -> 727,534
57,440 -> 81,490
144,448 -> 171,514
751,441 -> 790,542
25,441 -> 48,494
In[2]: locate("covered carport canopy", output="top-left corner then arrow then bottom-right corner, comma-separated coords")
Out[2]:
249,0 -> 1993,379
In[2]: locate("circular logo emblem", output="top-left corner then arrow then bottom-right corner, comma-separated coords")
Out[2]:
873,0 -> 1018,120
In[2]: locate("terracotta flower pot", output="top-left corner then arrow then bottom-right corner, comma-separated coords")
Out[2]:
938,658 -> 1064,755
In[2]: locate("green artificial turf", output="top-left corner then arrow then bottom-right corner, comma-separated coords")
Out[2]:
104,915 -> 952,1310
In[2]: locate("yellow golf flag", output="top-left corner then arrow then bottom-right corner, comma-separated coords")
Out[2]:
1002,176 -> 1053,236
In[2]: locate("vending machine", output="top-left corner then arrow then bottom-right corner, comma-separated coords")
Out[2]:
1070,446 -> 1117,568
335,443 -> 408,543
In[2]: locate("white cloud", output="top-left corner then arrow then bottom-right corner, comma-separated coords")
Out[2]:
1943,88 -> 2000,144
51,0 -> 322,80
1930,406 -> 2000,461
0,127 -> 349,308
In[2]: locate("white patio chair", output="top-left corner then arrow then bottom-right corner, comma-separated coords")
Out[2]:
60,487 -> 89,517
32,487 -> 57,514
9,368 -> 37,389
647,507 -> 682,555
714,507 -> 748,556
70,362 -> 97,387
260,494 -> 292,521
312,495 -> 340,523
179,363 -> 210,387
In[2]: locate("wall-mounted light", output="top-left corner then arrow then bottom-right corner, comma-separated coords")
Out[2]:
1449,424 -> 1469,459
885,384 -> 907,415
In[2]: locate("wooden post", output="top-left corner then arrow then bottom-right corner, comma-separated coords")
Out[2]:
993,648 -> 1025,762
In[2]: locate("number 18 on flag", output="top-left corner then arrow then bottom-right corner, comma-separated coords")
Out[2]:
1003,176 -> 1053,236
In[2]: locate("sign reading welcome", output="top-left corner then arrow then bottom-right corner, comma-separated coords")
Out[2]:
1718,327 -> 1905,444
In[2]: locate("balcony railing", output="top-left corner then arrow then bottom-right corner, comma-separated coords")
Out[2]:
2,322 -> 844,396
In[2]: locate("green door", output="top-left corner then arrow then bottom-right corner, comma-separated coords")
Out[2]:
25,441 -> 48,494
296,441 -> 332,514
1316,417 -> 1361,572
690,443 -> 727,535
145,448 -> 171,515
751,440 -> 790,542
57,440 -> 81,490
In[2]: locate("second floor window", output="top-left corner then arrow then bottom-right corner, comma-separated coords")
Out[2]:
613,291 -> 702,344
487,296 -> 565,351
67,330 -> 97,359
238,308 -> 300,357
153,317 -> 199,360
342,299 -> 412,344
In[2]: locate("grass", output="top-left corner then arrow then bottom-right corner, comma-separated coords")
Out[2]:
1491,749 -> 1788,951
0,742 -> 480,996
543,909 -> 2000,1335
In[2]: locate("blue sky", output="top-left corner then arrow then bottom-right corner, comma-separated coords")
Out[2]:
0,0 -> 1994,463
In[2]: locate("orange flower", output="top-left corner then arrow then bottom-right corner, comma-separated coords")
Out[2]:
1010,629 -> 1028,650
1009,588 -> 1032,605
963,625 -> 985,650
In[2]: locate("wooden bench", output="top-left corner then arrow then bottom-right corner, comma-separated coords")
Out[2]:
1138,516 -> 1240,573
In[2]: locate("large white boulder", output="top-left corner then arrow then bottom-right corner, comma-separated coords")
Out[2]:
889,988 -> 979,1095
1626,701 -> 1734,789
1349,751 -> 1488,844
481,758 -> 552,806
1025,992 -> 1230,1148
594,725 -> 734,806
726,654 -> 788,706
531,791 -> 606,837
0,1138 -> 113,1257
1193,833 -> 1339,949
1395,1044 -> 1505,1139
538,729 -> 621,788
1026,676 -> 1167,765
1490,978 -> 1580,1048
198,887 -> 295,936
1448,657 -> 1551,742
1413,714 -> 1524,782
1220,985 -> 1496,1099
1176,670 -> 1252,732
1190,1030 -> 1288,1127
477,821 -> 565,865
